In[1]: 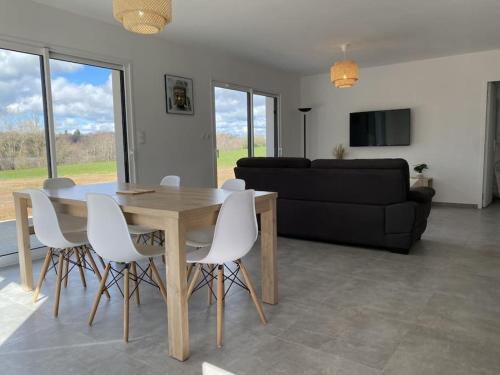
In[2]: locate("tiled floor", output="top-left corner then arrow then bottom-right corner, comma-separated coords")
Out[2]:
1,205 -> 500,374
0,220 -> 44,267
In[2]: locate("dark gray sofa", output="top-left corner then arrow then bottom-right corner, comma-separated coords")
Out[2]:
234,157 -> 435,254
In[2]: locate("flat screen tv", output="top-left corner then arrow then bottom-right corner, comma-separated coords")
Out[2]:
350,108 -> 411,146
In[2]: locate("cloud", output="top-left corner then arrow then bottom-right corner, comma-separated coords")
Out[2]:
0,50 -> 114,134
50,59 -> 84,74
214,87 -> 269,137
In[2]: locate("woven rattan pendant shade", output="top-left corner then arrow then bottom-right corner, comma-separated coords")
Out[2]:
330,60 -> 359,88
113,0 -> 172,34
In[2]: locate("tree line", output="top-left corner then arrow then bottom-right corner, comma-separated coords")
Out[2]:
0,119 -> 116,171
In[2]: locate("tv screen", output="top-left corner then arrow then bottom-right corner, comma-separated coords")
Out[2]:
350,109 -> 411,146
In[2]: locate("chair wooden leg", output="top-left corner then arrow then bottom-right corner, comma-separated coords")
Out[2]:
148,259 -> 154,280
63,250 -> 69,288
33,248 -> 52,303
187,264 -> 202,300
208,264 -> 214,306
130,262 -> 140,305
237,260 -> 267,324
149,258 -> 168,305
97,254 -> 106,270
123,265 -> 130,342
85,248 -> 111,300
53,251 -> 64,317
88,263 -> 110,326
75,247 -> 87,288
217,265 -> 224,348
186,263 -> 193,281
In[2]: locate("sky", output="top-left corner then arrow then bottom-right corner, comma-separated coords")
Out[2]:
214,87 -> 268,137
0,48 -> 268,138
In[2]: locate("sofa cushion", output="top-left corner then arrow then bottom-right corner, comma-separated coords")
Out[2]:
277,198 -> 386,246
236,157 -> 311,169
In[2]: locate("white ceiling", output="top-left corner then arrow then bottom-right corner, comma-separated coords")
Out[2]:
31,0 -> 500,74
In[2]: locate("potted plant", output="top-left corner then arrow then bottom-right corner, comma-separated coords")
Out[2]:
413,163 -> 428,178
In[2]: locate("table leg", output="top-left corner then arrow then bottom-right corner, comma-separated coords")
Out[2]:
165,217 -> 190,361
260,197 -> 278,305
15,196 -> 33,291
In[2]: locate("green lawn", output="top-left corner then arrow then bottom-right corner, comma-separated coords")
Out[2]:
0,147 -> 266,180
217,146 -> 266,168
0,161 -> 116,180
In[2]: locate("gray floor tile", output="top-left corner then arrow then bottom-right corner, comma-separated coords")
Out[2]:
1,204 -> 500,374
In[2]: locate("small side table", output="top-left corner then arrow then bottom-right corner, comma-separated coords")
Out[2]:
410,176 -> 433,188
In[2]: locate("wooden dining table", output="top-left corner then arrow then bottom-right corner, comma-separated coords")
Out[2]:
13,182 -> 278,361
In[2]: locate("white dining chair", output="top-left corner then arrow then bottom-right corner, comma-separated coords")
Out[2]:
186,189 -> 266,348
27,189 -> 105,317
86,193 -> 168,342
186,179 -> 246,248
185,179 -> 246,300
42,177 -> 87,233
160,175 -> 181,187
128,175 -> 182,245
43,177 -> 77,189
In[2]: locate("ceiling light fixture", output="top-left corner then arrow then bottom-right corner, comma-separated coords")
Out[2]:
330,44 -> 359,88
113,0 -> 172,35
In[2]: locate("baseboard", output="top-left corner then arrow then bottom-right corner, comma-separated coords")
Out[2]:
432,202 -> 478,209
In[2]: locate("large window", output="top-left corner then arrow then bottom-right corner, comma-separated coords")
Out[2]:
213,84 -> 279,187
0,47 -> 129,225
0,49 -> 48,222
49,59 -> 123,185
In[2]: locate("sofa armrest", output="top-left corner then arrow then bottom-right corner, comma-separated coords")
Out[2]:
408,187 -> 435,203
385,202 -> 417,234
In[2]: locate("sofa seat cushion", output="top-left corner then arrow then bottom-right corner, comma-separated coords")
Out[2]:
277,198 -> 386,246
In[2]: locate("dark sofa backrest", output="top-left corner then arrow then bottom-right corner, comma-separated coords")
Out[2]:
235,158 -> 410,205
236,157 -> 311,169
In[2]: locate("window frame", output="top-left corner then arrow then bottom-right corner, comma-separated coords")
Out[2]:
0,38 -> 136,182
211,81 -> 281,186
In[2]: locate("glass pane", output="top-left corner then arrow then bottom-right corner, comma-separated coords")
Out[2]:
50,59 -> 119,184
0,49 -> 48,222
214,87 -> 249,187
253,94 -> 276,157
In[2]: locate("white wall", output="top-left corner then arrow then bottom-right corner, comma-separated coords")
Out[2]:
0,0 -> 301,187
301,50 -> 500,205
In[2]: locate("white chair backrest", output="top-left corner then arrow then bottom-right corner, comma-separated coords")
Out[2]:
26,189 -> 70,249
204,190 -> 258,264
221,178 -> 245,191
160,175 -> 180,187
86,193 -> 142,263
43,177 -> 76,189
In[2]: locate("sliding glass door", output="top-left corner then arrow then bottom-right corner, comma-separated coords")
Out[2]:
214,86 -> 250,187
213,84 -> 279,187
253,93 -> 278,157
49,58 -> 126,185
0,49 -> 49,222
0,47 -> 129,225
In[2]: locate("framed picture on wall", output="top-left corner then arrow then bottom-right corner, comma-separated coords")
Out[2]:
164,74 -> 194,115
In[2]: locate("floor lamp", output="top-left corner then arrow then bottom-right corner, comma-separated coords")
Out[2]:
298,108 -> 311,158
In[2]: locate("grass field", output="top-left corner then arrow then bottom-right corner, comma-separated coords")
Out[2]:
0,161 -> 116,180
0,148 -> 266,220
216,146 -> 266,186
0,161 -> 117,221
